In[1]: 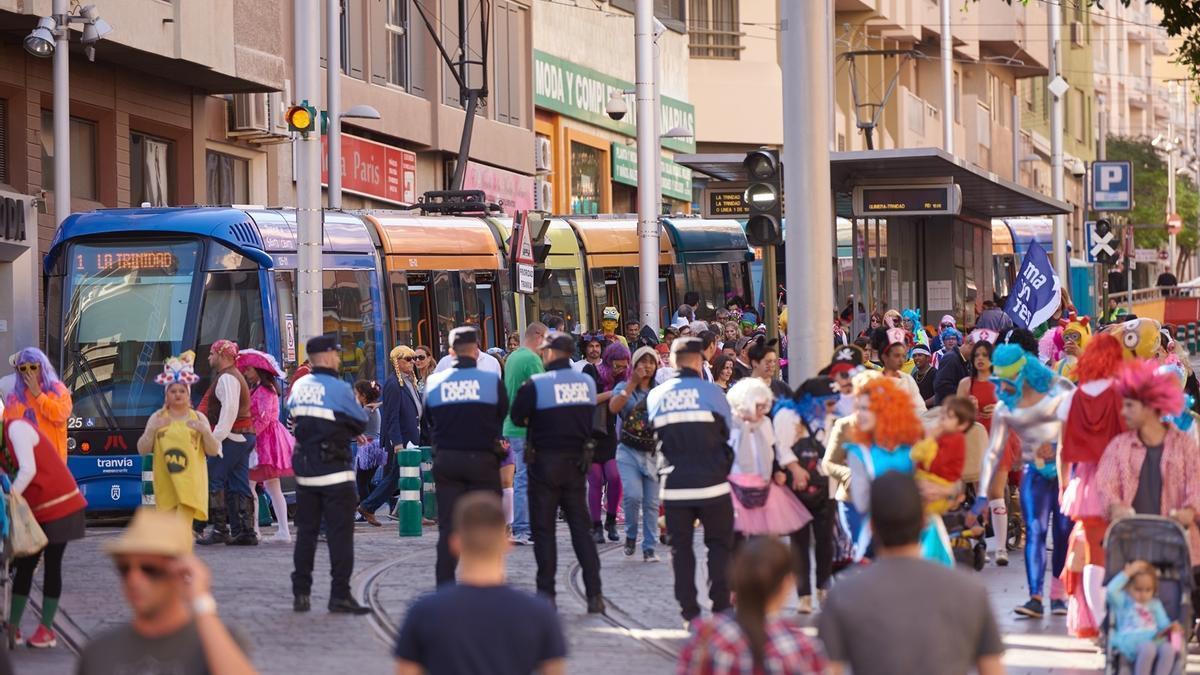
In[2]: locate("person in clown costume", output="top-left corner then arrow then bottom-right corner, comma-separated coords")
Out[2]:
844,377 -> 954,567
599,306 -> 629,349
979,343 -> 1074,618
1056,334 -> 1126,637
137,351 -> 219,524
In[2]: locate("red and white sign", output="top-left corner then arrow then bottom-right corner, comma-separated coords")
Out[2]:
1167,212 -> 1183,235
321,134 -> 417,205
510,211 -> 536,294
462,161 -> 534,215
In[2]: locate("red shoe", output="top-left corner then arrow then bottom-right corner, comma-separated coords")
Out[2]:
27,625 -> 56,649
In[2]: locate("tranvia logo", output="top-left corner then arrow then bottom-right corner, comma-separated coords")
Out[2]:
97,457 -> 135,469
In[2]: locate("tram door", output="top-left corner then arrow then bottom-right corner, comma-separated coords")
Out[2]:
274,271 -> 298,369
406,272 -> 435,354
473,271 -> 501,349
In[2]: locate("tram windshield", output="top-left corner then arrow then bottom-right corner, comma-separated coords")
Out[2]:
62,240 -> 201,425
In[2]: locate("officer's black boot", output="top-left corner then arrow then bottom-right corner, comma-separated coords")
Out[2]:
197,491 -> 228,545
592,522 -> 605,544
231,494 -> 259,546
605,513 -> 619,542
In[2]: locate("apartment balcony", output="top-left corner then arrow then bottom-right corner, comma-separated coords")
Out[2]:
1128,77 -> 1150,109
0,0 -> 284,92
963,0 -> 1048,75
895,86 -> 942,149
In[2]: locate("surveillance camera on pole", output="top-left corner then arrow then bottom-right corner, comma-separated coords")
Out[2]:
605,90 -> 630,121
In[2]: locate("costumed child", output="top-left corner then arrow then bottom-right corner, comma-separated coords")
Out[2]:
1058,333 -> 1127,637
1106,561 -> 1181,675
726,378 -> 811,538
911,395 -> 974,518
137,351 -> 219,524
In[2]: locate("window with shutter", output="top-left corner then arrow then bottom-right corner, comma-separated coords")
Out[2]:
348,0 -> 365,79
409,0 -> 428,97
492,1 -> 511,125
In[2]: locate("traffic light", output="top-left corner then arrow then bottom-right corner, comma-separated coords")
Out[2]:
285,100 -> 318,134
743,149 -> 782,246
1094,218 -> 1116,265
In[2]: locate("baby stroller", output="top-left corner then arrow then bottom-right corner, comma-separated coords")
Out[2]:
1102,516 -> 1193,675
942,483 -> 988,571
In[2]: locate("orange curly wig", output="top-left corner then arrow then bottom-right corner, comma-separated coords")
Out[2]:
1075,333 -> 1124,384
853,377 -> 925,450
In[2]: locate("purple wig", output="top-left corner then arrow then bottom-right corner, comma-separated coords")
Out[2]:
10,347 -> 63,406
597,342 -> 632,392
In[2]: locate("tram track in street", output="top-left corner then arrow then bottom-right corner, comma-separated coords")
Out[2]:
353,548 -> 434,647
566,542 -> 682,664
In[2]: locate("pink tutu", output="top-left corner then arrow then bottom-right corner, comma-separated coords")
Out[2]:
729,474 -> 812,536
1061,463 -> 1104,520
249,419 -> 295,482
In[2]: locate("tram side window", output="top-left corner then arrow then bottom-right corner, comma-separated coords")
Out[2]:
274,271 -> 298,369
196,270 -> 266,390
474,275 -> 500,349
431,271 -> 478,348
323,270 -> 377,383
687,264 -> 724,320
538,271 -> 580,333
388,272 -> 415,350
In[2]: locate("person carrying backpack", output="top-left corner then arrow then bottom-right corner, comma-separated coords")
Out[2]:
610,346 -> 662,561
774,376 -> 841,615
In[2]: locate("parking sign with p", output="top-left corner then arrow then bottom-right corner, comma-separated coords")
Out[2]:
1092,160 -> 1132,212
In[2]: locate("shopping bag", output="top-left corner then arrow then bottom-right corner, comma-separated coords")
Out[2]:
8,493 -> 47,558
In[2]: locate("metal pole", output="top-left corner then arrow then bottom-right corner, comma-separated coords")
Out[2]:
1049,4 -> 1069,286
53,0 -> 70,225
653,19 -> 663,216
764,244 -> 778,343
1099,98 -> 1108,315
327,0 -> 342,208
939,0 -> 953,153
296,0 -> 324,348
1168,90 -> 1178,273
635,0 -> 659,331
1011,93 -> 1020,182
782,0 -> 833,383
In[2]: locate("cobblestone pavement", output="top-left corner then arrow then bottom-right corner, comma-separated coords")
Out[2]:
9,518 -> 1200,673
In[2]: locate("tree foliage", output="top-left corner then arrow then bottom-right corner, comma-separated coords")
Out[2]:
1104,135 -> 1199,275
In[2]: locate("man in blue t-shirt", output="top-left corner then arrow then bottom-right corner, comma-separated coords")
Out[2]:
394,492 -> 566,675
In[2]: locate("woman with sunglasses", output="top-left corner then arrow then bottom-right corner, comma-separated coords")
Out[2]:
4,347 -> 72,462
412,346 -> 435,397
358,346 -> 423,527
0,396 -> 88,648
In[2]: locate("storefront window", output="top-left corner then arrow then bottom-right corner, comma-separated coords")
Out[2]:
570,142 -> 602,214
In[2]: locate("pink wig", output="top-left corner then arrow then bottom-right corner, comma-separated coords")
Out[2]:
10,347 -> 64,406
1116,359 -> 1184,416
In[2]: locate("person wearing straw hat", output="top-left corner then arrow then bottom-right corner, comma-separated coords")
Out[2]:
76,509 -> 255,675
0,397 -> 87,649
137,351 -> 219,526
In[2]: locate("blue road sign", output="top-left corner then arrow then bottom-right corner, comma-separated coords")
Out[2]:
1092,160 -> 1132,211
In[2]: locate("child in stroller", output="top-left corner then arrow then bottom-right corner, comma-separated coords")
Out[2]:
1102,516 -> 1194,675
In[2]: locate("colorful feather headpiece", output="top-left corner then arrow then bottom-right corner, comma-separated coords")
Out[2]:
155,351 -> 200,386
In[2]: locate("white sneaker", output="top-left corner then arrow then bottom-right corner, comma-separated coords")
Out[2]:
798,596 -> 813,614
995,549 -> 1009,567
269,531 -> 292,544
509,533 -> 532,546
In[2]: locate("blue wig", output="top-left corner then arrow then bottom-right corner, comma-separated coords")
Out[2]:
9,347 -> 63,406
992,343 -> 1055,397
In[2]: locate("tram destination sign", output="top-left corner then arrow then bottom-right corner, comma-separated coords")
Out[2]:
852,183 -> 961,217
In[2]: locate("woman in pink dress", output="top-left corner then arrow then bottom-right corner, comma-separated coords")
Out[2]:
237,349 -> 294,543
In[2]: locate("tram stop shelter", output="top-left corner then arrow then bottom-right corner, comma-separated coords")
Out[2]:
677,147 -> 1071,330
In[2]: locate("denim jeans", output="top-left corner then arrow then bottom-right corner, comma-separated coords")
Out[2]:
615,445 -> 660,550
208,434 -> 255,497
508,436 -> 530,538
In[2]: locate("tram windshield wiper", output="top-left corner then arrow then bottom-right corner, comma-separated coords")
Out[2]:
68,348 -> 119,433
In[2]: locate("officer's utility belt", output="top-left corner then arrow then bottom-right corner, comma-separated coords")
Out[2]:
296,471 -> 356,487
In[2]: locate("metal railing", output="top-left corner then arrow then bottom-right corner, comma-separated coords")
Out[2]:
688,26 -> 744,60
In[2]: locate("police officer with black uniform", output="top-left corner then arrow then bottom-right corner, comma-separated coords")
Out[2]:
510,334 -> 604,613
648,336 -> 735,626
423,326 -> 508,585
286,335 -> 371,614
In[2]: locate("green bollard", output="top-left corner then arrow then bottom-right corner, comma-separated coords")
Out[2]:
1190,323 -> 1198,355
141,454 -> 154,506
420,446 -> 436,522
397,446 -> 423,537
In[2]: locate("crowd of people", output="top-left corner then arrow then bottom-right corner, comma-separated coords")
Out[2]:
4,286 -> 1200,674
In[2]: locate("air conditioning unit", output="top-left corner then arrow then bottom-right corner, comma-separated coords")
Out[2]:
534,136 -> 552,173
534,177 -> 553,211
1070,22 -> 1085,47
230,93 -> 269,134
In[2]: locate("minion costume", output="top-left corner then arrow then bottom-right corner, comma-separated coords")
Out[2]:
600,306 -> 629,349
1104,317 -> 1162,360
148,352 -> 212,522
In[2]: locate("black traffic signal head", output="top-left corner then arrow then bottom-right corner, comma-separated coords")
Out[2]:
1095,218 -> 1111,237
743,149 -> 782,246
1093,218 -> 1116,265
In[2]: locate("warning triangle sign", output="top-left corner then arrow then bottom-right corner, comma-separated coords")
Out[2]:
516,214 -> 535,265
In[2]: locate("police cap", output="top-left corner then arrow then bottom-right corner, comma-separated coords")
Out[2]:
449,326 -> 479,348
541,334 -> 576,355
670,336 -> 705,356
306,335 -> 341,354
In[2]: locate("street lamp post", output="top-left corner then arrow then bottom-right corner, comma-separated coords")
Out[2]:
24,2 -> 113,226
634,0 -> 659,332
